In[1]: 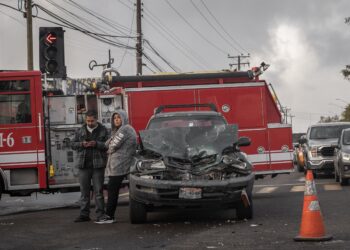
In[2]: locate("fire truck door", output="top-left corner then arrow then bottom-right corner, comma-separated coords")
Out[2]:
0,76 -> 46,190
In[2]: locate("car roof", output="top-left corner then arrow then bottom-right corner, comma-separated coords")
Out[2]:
309,122 -> 350,128
152,111 -> 223,118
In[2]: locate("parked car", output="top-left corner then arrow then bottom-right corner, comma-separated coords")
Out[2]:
334,128 -> 350,185
299,122 -> 350,176
128,104 -> 255,223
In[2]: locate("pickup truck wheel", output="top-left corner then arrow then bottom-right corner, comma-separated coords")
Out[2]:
236,195 -> 253,220
129,198 -> 147,224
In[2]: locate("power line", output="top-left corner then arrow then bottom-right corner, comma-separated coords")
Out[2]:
165,0 -> 227,56
200,0 -> 248,54
144,39 -> 181,73
190,0 -> 241,54
34,3 -> 136,50
141,2 -> 211,69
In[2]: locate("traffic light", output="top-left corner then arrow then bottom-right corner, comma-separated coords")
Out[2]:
39,27 -> 66,78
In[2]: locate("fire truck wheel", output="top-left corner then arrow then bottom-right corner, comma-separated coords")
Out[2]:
129,198 -> 147,224
236,195 -> 253,220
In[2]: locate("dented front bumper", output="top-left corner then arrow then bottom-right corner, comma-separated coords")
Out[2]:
129,173 -> 255,208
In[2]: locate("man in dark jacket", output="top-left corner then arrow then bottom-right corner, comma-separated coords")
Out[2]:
71,110 -> 108,222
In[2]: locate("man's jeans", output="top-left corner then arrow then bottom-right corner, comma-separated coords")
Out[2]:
78,168 -> 105,218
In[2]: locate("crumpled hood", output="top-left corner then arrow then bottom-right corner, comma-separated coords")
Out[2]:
139,125 -> 237,161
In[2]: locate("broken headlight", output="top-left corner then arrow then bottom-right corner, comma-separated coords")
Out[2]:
136,159 -> 166,172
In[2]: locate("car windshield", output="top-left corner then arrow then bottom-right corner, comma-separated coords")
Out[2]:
343,131 -> 350,145
309,125 -> 350,140
147,115 -> 227,129
139,125 -> 237,160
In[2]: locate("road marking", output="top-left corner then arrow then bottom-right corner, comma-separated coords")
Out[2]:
290,186 -> 305,192
298,177 -> 305,182
119,192 -> 129,197
323,184 -> 342,191
256,187 -> 278,194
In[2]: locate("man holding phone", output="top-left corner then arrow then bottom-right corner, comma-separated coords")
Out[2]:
71,110 -> 108,222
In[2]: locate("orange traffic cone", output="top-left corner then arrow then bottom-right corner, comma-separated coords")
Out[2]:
294,170 -> 332,241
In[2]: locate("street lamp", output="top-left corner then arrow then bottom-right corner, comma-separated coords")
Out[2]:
336,98 -> 348,105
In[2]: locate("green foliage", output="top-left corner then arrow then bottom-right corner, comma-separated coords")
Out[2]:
342,65 -> 350,80
319,115 -> 339,123
340,104 -> 350,121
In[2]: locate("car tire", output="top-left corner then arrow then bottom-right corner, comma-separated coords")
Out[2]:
129,198 -> 147,224
236,195 -> 253,220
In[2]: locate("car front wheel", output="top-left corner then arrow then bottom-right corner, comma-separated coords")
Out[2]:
129,198 -> 147,224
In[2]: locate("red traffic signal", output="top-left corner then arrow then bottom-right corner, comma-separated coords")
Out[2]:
39,27 -> 66,78
45,32 -> 57,45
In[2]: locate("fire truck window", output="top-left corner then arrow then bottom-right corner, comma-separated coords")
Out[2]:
87,95 -> 97,112
0,80 -> 30,92
0,94 -> 32,124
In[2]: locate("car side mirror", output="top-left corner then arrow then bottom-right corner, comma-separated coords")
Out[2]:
236,136 -> 251,147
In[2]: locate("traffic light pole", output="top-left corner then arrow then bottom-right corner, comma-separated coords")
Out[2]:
25,0 -> 33,70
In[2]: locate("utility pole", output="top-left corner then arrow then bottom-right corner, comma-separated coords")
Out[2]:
228,54 -> 250,71
25,0 -> 33,70
136,0 -> 143,75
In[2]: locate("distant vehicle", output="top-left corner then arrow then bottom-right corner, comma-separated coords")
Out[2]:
334,128 -> 350,185
299,122 -> 350,176
128,104 -> 255,224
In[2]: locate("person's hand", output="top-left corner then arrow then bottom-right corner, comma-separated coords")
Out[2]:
88,141 -> 96,147
82,141 -> 90,148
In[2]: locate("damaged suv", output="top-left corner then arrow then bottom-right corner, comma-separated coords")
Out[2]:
129,104 -> 255,223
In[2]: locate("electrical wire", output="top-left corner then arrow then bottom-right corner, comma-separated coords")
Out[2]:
190,0 -> 241,54
200,0 -> 248,54
165,0 -> 227,56
143,39 -> 181,73
34,3 -> 136,50
141,5 -> 211,69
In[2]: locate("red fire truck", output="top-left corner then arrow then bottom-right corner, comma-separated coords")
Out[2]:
0,69 -> 293,198
108,70 -> 294,177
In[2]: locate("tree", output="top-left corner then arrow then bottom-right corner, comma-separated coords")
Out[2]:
340,104 -> 350,121
319,115 -> 339,123
342,18 -> 350,79
341,65 -> 350,80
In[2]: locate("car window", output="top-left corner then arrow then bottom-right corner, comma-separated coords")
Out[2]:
309,125 -> 350,139
147,115 -> 227,129
343,131 -> 350,145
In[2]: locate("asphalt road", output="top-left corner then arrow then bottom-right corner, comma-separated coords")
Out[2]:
1,170 -> 350,250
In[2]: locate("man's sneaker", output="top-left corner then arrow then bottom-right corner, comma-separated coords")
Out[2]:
74,216 -> 91,223
94,215 -> 115,224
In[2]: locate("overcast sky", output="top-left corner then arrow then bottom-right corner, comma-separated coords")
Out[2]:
1,0 -> 350,133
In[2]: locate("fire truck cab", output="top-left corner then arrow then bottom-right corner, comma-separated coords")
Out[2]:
0,71 -> 122,198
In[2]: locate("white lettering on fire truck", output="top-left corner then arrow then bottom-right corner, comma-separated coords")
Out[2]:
0,132 -> 15,148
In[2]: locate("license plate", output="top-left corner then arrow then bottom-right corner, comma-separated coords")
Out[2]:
179,187 -> 202,199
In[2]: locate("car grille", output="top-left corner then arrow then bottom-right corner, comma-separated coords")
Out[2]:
318,146 -> 335,157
